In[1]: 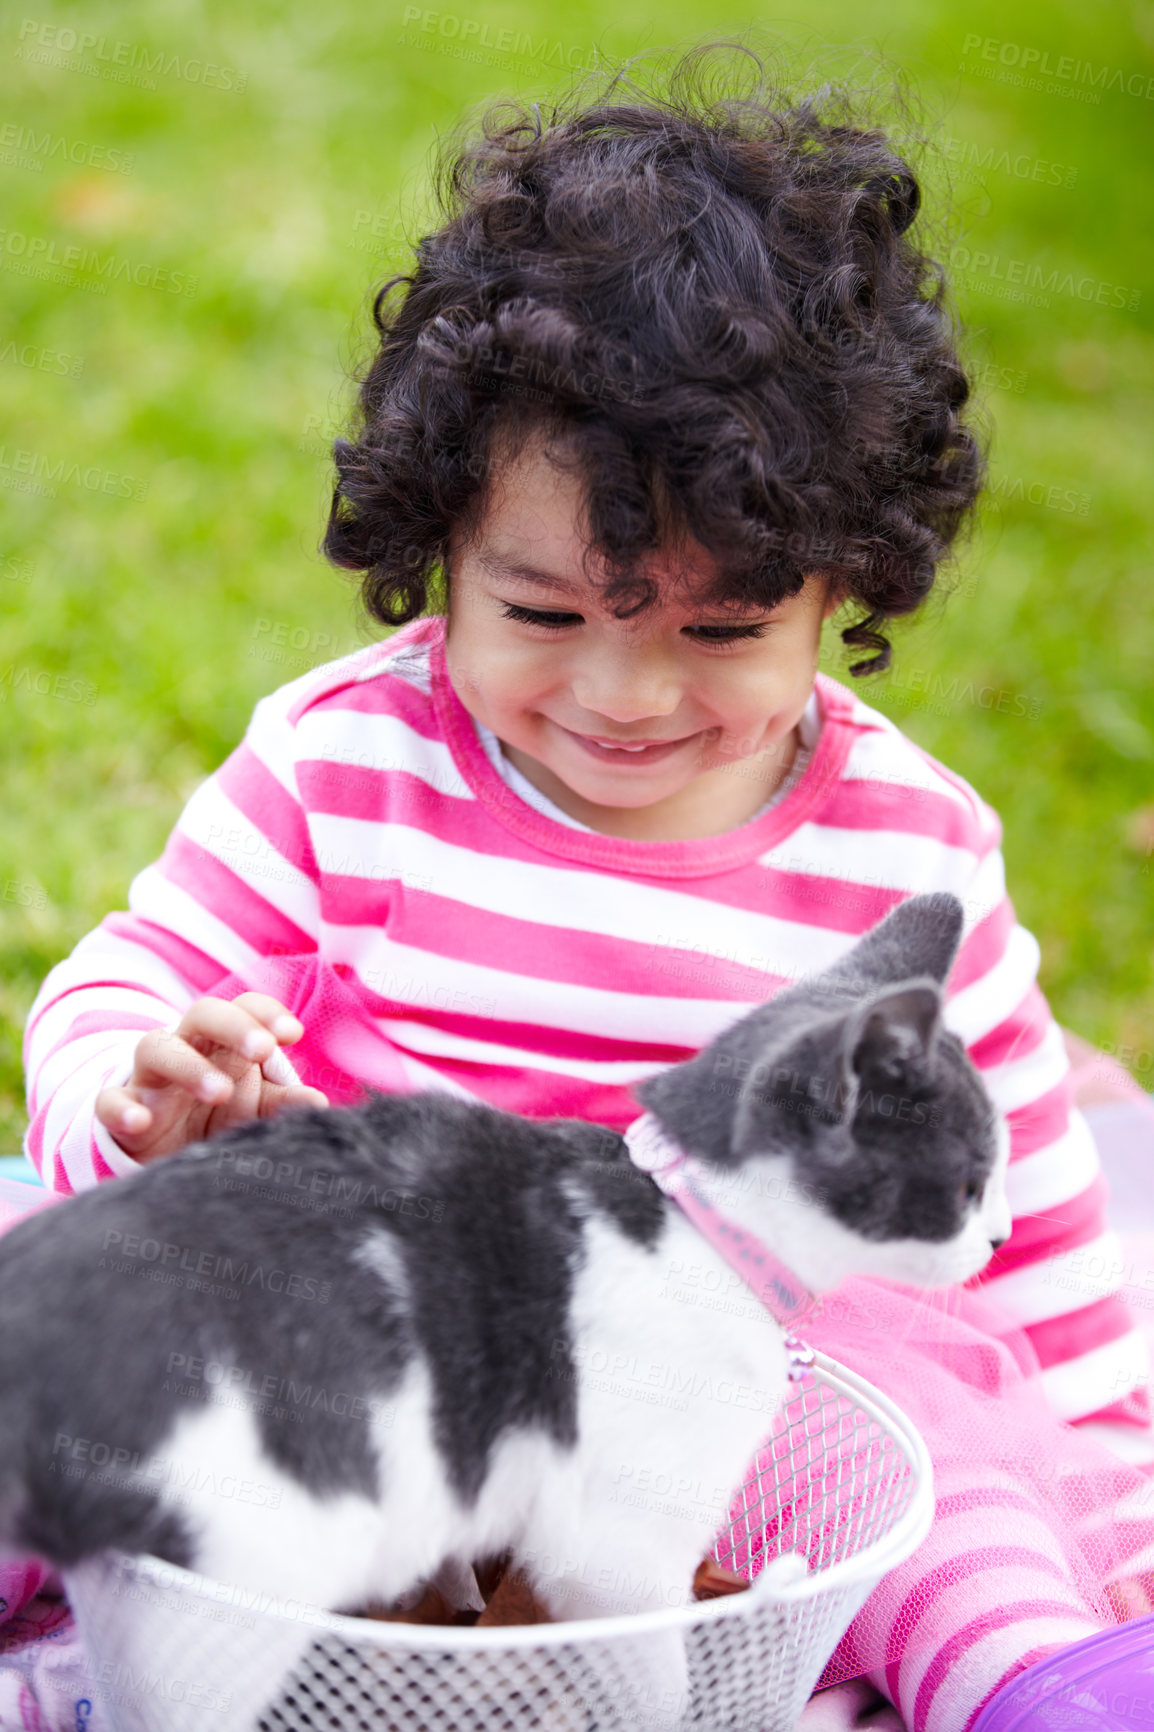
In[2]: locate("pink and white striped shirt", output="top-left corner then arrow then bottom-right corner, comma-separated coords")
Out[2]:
22,613 -> 1153,1458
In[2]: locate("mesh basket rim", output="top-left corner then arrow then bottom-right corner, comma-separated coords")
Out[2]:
64,1348 -> 934,1654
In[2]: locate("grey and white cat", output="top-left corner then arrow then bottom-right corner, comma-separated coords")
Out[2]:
0,893 -> 1009,1643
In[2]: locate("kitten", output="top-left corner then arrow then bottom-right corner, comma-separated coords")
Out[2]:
0,894 -> 1008,1678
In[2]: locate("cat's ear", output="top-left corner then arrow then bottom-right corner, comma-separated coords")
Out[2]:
849,981 -> 942,1089
887,896 -> 965,986
827,893 -> 965,990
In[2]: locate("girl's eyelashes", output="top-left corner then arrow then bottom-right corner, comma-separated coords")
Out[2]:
500,604 -> 581,630
691,622 -> 771,649
498,603 -> 772,646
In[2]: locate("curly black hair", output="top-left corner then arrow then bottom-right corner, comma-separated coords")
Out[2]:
323,43 -> 986,674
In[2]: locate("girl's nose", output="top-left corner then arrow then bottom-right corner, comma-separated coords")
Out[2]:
570,651 -> 681,723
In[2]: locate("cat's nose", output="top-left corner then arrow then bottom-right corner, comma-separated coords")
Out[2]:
989,1236 -> 1007,1252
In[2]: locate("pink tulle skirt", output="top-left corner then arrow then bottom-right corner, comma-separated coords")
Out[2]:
745,1276 -> 1154,1693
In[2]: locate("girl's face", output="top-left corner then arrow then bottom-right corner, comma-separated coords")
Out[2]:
445,432 -> 838,841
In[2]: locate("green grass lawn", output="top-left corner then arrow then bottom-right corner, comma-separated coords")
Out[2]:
2,0 -> 1152,1150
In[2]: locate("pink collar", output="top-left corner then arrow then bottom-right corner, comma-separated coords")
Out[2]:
623,1112 -> 817,1329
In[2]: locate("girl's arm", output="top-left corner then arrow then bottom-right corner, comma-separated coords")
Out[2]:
951,840 -> 1153,1465
22,677 -> 323,1195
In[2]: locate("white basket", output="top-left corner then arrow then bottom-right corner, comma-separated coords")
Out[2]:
63,1349 -> 932,1732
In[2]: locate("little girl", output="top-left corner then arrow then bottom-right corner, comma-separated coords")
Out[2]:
19,49 -> 1154,1732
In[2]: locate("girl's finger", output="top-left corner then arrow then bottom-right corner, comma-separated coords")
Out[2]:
195,1055 -> 264,1133
132,1029 -> 236,1102
95,1084 -> 153,1139
260,1084 -> 330,1118
175,998 -> 281,1066
258,1042 -> 304,1088
228,992 -> 306,1044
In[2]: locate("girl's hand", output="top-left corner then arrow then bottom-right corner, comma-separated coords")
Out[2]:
94,992 -> 329,1163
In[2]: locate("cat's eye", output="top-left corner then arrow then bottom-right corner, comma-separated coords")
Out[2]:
960,1180 -> 982,1205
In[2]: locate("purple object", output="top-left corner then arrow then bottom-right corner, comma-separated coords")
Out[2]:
972,1615 -> 1154,1730
1084,1099 -> 1154,1235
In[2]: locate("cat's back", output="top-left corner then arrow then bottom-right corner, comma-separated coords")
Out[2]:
0,1092 -> 505,1551
0,1092 -> 662,1349
0,1091 -> 669,1560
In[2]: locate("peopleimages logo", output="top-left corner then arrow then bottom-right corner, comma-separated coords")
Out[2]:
940,135 -> 1077,189
0,230 -> 195,296
0,123 -> 135,174
16,19 -> 248,93
0,447 -> 147,498
960,33 -> 1154,101
948,248 -> 1141,312
398,6 -> 594,70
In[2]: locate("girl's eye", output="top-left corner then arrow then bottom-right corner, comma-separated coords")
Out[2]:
687,622 -> 770,649
500,604 -> 582,630
499,604 -> 771,646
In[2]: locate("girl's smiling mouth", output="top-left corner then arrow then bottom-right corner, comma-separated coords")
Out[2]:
558,725 -> 700,765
